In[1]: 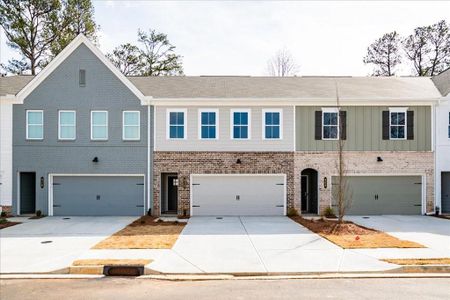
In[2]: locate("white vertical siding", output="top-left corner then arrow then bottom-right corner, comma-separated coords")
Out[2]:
436,97 -> 450,211
155,106 -> 294,152
0,101 -> 13,207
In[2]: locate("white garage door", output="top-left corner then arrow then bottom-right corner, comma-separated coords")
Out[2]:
191,174 -> 286,216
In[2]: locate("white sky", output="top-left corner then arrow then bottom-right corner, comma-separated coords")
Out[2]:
1,1 -> 450,76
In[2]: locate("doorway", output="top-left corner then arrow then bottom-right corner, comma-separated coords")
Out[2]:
442,172 -> 450,214
20,172 -> 36,214
161,173 -> 178,214
301,169 -> 318,214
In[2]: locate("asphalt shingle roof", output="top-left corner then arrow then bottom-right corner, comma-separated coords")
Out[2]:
432,68 -> 450,96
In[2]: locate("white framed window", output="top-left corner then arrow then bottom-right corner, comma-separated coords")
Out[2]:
167,109 -> 187,139
389,107 -> 407,140
231,109 -> 251,139
322,108 -> 339,140
198,109 -> 218,139
262,109 -> 282,139
58,110 -> 76,140
91,111 -> 108,140
123,111 -> 140,140
26,110 -> 44,140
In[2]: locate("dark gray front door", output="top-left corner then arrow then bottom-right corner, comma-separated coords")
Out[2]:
167,176 -> 178,213
20,172 -> 36,214
442,172 -> 450,213
53,176 -> 144,216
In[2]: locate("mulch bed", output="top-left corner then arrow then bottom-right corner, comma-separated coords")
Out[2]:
382,258 -> 450,265
0,219 -> 21,230
434,215 -> 450,220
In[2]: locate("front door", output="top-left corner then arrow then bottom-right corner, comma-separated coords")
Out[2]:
167,176 -> 178,213
442,172 -> 450,213
20,172 -> 36,214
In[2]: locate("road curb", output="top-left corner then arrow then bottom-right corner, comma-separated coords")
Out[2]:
0,274 -> 105,279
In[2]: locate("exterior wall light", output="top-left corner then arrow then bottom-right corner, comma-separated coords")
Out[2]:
92,157 -> 99,163
236,159 -> 242,164
377,157 -> 383,162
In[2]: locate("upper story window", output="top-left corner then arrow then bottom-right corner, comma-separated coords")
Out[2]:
231,109 -> 250,139
322,108 -> 339,140
58,110 -> 76,140
389,108 -> 407,140
199,109 -> 218,139
263,109 -> 282,139
123,111 -> 140,140
167,109 -> 186,139
91,111 -> 108,140
26,110 -> 43,140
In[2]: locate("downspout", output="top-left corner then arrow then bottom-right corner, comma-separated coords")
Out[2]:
147,104 -> 151,215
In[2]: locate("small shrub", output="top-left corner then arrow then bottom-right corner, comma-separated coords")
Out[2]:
0,211 -> 7,218
0,218 -> 7,224
323,207 -> 337,219
36,210 -> 42,217
287,208 -> 299,217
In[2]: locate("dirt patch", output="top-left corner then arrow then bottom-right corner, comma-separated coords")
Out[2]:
434,215 -> 450,220
0,219 -> 21,230
382,258 -> 450,265
93,216 -> 186,249
73,259 -> 152,266
290,216 -> 424,249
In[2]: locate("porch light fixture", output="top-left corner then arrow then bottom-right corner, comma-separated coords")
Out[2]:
236,159 -> 242,164
92,157 -> 99,163
377,157 -> 383,162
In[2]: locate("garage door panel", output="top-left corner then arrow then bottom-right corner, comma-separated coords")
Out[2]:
192,175 -> 285,216
53,176 -> 144,216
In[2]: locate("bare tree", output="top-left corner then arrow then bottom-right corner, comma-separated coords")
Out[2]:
403,25 -> 432,76
266,49 -> 299,76
106,43 -> 144,76
363,31 -> 402,76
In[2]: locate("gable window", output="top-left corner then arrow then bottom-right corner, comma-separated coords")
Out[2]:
263,109 -> 282,139
58,110 -> 76,140
91,111 -> 108,140
199,109 -> 218,139
123,111 -> 140,140
322,108 -> 339,140
79,69 -> 86,87
389,108 -> 407,140
231,109 -> 250,139
167,109 -> 186,139
26,110 -> 43,140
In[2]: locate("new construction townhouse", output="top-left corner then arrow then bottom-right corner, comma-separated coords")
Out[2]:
0,35 -> 448,217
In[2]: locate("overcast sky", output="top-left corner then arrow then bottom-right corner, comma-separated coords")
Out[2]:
1,1 -> 450,76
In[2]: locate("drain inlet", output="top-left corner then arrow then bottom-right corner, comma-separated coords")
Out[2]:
103,265 -> 144,276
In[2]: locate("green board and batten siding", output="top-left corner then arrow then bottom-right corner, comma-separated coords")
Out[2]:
295,106 -> 431,151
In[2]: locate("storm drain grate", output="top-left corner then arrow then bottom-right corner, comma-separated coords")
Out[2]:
103,266 -> 144,276
216,217 -> 223,220
41,240 -> 53,244
362,216 -> 370,219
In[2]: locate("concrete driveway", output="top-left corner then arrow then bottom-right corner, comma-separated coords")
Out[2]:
149,216 -> 395,273
0,216 -> 136,273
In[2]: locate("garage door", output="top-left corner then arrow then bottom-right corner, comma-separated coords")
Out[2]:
191,175 -> 285,216
332,176 -> 422,215
52,176 -> 144,216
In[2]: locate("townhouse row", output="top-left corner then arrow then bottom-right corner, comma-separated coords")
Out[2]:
0,35 -> 449,217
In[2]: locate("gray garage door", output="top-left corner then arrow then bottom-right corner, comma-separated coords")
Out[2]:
52,176 -> 144,216
191,175 -> 285,216
332,176 -> 422,215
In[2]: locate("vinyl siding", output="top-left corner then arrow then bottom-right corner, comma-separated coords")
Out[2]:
155,106 -> 294,151
296,106 -> 431,151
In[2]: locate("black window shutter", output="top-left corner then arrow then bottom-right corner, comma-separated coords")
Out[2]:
315,111 -> 322,140
339,111 -> 347,140
382,111 -> 390,140
407,111 -> 414,140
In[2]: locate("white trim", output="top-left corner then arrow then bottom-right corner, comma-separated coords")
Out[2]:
153,106 -> 157,151
389,107 -> 408,113
230,109 -> 251,140
58,110 -> 76,140
47,173 -> 146,216
147,105 -> 151,213
90,110 -> 108,141
389,108 -> 407,140
262,108 -> 283,140
321,107 -> 339,113
189,173 -> 287,216
166,108 -> 187,140
26,110 -> 44,140
321,110 -> 339,141
15,34 -> 147,104
122,111 -> 141,141
198,109 -> 219,140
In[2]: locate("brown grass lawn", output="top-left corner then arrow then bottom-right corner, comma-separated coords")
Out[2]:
290,216 -> 424,249
93,216 -> 186,249
0,219 -> 20,230
73,259 -> 152,266
382,258 -> 450,265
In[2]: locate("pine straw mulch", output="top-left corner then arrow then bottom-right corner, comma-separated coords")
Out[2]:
72,259 -> 152,266
381,258 -> 450,265
0,218 -> 21,230
93,216 -> 186,249
289,216 -> 424,249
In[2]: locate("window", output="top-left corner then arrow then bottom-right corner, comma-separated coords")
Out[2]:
322,109 -> 339,140
58,110 -> 76,140
91,111 -> 108,140
79,69 -> 86,87
199,110 -> 218,139
389,108 -> 407,140
123,111 -> 140,140
26,110 -> 43,140
263,109 -> 282,139
167,109 -> 186,139
231,110 -> 250,139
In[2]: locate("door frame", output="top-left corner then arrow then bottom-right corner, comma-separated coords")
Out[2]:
301,175 -> 309,212
441,171 -> 450,214
16,171 -> 36,215
329,173 -> 426,215
48,173 -> 146,216
189,173 -> 287,216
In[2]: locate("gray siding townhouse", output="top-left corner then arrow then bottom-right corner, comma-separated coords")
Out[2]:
0,34 -> 442,217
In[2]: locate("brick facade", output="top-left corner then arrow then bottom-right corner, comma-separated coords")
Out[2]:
0,205 -> 12,214
153,152 -> 295,216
